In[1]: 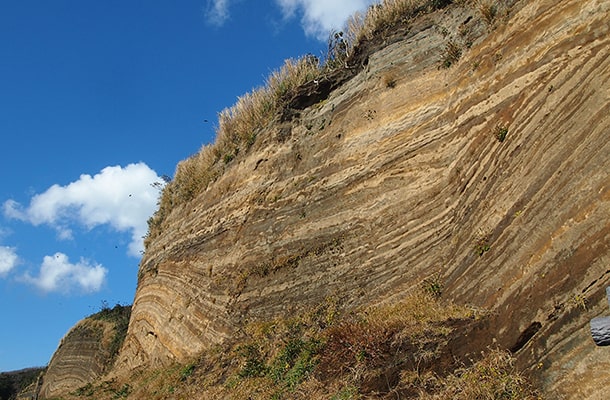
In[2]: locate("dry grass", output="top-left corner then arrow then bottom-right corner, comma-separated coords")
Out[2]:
478,0 -> 499,27
419,349 -> 542,400
382,71 -> 398,88
345,0 -> 442,46
318,290 -> 478,388
221,290 -> 483,398
441,39 -> 463,68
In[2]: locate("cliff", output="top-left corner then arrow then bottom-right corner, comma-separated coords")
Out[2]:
36,0 -> 610,398
35,305 -> 130,399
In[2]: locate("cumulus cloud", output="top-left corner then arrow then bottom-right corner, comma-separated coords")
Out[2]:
205,0 -> 231,26
3,163 -> 163,257
0,246 -> 18,277
275,0 -> 375,40
23,252 -> 107,293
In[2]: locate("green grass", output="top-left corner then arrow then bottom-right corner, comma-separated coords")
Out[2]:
63,290 -> 539,399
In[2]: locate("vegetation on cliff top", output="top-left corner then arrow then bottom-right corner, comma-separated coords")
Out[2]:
89,303 -> 132,366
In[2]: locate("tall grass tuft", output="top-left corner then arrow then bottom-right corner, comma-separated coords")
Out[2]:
419,349 -> 542,399
345,0 -> 452,46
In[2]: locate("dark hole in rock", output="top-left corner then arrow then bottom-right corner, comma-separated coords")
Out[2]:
510,321 -> 542,353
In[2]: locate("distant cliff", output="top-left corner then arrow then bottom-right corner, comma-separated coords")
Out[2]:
35,305 -> 130,399
36,0 -> 610,398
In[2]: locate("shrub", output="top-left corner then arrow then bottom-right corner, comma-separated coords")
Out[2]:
326,31 -> 349,69
319,289 -> 477,386
494,123 -> 509,142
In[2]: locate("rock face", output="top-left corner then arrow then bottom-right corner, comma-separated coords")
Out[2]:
38,320 -> 111,399
117,0 -> 610,398
38,305 -> 130,399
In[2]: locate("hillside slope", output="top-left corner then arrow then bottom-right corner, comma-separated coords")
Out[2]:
36,0 -> 609,398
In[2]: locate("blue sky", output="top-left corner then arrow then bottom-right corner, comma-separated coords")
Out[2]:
0,0 -> 375,372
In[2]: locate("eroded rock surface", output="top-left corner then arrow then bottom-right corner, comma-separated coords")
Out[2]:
116,0 -> 609,398
38,305 -> 130,399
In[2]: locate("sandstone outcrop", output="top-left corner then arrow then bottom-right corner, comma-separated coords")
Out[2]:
37,305 -> 130,399
114,0 -> 610,398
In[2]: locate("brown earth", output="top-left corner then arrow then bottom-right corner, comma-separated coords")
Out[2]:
35,0 -> 610,398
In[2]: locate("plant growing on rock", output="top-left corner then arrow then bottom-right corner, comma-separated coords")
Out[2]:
145,0 -> 463,243
382,71 -> 398,88
442,39 -> 463,68
474,231 -> 491,256
494,123 -> 509,142
478,0 -> 499,28
418,349 -> 541,399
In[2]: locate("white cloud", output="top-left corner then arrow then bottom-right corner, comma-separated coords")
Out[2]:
0,246 -> 18,277
3,163 -> 164,257
205,0 -> 231,26
23,252 -> 107,294
3,200 -> 26,221
203,0 -> 376,40
275,0 -> 375,40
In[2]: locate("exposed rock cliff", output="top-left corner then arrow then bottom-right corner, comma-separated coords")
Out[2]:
37,305 -> 130,399
111,0 -> 610,398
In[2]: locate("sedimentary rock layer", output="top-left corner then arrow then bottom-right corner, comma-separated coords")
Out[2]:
39,320 -> 114,399
119,0 -> 609,397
